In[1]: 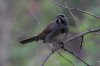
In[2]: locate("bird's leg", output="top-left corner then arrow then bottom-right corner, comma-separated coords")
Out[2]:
43,40 -> 46,43
59,42 -> 64,49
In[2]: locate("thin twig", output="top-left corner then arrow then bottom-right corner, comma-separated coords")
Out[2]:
58,52 -> 75,66
49,0 -> 68,9
79,36 -> 84,53
48,0 -> 100,19
74,8 -> 100,19
41,45 -> 62,66
63,47 -> 91,66
41,51 -> 54,66
30,10 -> 40,25
64,1 -> 78,24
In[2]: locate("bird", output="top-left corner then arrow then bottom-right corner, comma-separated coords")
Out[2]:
19,14 -> 69,44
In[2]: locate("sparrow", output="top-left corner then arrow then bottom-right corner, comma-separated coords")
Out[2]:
19,14 -> 69,44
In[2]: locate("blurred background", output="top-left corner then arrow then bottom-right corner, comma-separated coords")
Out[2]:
0,0 -> 100,66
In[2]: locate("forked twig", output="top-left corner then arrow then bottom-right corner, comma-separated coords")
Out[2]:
79,36 -> 84,53
48,43 -> 75,66
63,47 -> 91,66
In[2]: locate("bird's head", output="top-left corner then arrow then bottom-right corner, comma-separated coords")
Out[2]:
56,14 -> 69,25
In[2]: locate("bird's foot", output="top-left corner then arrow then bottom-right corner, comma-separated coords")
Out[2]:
59,42 -> 64,48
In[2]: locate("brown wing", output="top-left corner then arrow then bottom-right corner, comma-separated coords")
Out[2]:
37,22 -> 54,39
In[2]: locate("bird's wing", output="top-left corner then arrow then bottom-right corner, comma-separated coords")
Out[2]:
37,22 -> 54,38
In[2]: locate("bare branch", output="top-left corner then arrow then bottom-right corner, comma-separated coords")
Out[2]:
63,47 -> 91,66
41,51 -> 53,66
58,42 -> 91,66
64,28 -> 100,44
58,28 -> 100,66
48,43 -> 75,66
59,42 -> 91,66
48,0 -> 100,19
41,45 -> 62,66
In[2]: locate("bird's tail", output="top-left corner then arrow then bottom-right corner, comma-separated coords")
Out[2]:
19,36 -> 39,44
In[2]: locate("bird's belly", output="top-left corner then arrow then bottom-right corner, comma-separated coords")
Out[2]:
52,33 -> 67,42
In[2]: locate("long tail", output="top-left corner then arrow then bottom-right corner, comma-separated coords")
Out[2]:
19,36 -> 39,44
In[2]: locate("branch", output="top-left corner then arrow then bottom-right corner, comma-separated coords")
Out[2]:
63,47 -> 91,66
59,42 -> 91,66
48,43 -> 75,66
58,28 -> 100,66
64,28 -> 100,44
48,0 -> 100,19
41,45 -> 62,66
41,51 -> 53,66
